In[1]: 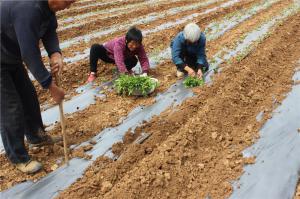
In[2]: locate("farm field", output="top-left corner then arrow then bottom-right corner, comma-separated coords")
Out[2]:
0,0 -> 300,198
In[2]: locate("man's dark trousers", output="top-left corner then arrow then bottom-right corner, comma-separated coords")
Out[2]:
1,63 -> 44,164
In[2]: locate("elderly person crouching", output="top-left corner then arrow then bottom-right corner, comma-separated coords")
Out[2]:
171,23 -> 209,78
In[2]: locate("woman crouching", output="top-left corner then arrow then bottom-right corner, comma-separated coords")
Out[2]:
87,26 -> 150,82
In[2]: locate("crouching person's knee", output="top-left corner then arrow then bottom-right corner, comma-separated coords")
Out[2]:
176,64 -> 186,78
90,44 -> 100,53
125,56 -> 138,70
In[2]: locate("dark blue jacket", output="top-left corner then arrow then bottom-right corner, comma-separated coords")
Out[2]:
1,1 -> 61,88
171,31 -> 208,69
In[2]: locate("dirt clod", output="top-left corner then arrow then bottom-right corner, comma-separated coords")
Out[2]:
101,181 -> 112,193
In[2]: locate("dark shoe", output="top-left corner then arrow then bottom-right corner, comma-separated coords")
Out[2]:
29,134 -> 62,147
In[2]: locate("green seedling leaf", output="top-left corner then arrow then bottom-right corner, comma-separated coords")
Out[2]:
183,76 -> 205,88
114,75 -> 158,96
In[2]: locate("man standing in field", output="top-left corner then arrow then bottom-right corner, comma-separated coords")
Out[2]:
1,0 -> 75,174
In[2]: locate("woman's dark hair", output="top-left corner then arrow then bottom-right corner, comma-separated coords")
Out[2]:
126,26 -> 143,44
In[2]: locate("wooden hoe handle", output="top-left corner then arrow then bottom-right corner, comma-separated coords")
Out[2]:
55,74 -> 69,165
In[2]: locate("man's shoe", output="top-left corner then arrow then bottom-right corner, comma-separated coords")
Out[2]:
15,160 -> 42,174
176,70 -> 185,78
29,134 -> 62,147
87,72 -> 96,83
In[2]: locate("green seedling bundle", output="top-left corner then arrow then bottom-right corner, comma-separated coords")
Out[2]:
114,75 -> 158,96
183,76 -> 205,88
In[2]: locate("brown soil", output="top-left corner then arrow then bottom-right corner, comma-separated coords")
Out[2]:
34,0 -> 290,149
1,4 -> 289,190
55,12 -> 300,199
36,0 -> 258,106
57,0 -> 200,40
295,181 -> 300,199
56,0 -> 144,19
0,0 -> 299,198
38,0 -> 288,112
60,0 -> 251,58
61,0 -> 104,9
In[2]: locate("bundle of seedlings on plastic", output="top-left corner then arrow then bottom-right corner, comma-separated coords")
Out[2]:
183,76 -> 205,88
114,74 -> 158,96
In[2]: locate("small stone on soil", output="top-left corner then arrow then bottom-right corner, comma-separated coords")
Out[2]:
51,164 -> 59,171
211,132 -> 218,139
89,140 -> 97,145
101,181 -> 112,193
